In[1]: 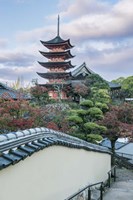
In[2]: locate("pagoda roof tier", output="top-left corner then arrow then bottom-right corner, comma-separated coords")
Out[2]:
40,36 -> 74,50
38,61 -> 75,69
39,83 -> 70,87
39,50 -> 74,60
37,72 -> 71,79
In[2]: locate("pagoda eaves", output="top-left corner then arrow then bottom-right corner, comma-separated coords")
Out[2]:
40,36 -> 74,50
39,82 -> 70,87
38,61 -> 75,69
39,50 -> 74,60
37,72 -> 71,79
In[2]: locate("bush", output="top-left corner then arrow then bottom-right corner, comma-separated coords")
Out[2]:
87,134 -> 103,143
67,115 -> 83,124
95,102 -> 109,113
87,107 -> 103,120
80,100 -> 94,107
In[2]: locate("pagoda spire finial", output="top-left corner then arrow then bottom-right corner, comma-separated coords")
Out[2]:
57,15 -> 60,36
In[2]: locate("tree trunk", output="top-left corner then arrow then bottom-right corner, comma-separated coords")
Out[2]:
111,139 -> 117,166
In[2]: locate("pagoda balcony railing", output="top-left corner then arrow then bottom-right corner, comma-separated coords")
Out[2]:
50,48 -> 65,52
49,70 -> 65,72
49,59 -> 65,62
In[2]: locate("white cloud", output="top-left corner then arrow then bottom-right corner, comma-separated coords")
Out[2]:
0,61 -> 46,85
15,0 -> 133,43
59,0 -> 110,18
1,0 -> 133,84
58,0 -> 133,40
0,50 -> 36,66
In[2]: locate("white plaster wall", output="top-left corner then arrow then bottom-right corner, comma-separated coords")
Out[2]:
0,146 -> 111,200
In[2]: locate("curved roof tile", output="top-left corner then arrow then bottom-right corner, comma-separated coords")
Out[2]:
0,127 -> 111,170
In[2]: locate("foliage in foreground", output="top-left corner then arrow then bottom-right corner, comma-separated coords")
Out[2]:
0,98 -> 45,134
99,103 -> 133,165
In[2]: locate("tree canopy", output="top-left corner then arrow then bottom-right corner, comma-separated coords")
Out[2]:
112,76 -> 133,98
0,98 -> 44,133
85,73 -> 109,90
99,103 -> 133,165
67,99 -> 105,143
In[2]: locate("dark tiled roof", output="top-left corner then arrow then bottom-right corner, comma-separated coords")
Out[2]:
71,63 -> 121,89
71,62 -> 94,77
100,138 -> 126,150
40,36 -> 74,49
108,82 -> 121,89
38,61 -> 75,69
42,36 -> 66,44
37,72 -> 71,79
0,127 -> 111,170
39,50 -> 74,60
0,82 -> 30,100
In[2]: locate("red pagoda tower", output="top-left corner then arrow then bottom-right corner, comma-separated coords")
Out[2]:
37,16 -> 75,99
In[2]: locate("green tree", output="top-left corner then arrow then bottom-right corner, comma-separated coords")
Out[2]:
91,88 -> 111,104
112,76 -> 133,99
67,99 -> 105,143
84,74 -> 111,104
85,74 -> 109,90
112,77 -> 125,84
122,76 -> 133,97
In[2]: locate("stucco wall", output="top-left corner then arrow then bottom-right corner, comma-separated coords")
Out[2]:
0,146 -> 111,200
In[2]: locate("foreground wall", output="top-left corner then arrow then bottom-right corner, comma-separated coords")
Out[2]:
0,145 -> 111,200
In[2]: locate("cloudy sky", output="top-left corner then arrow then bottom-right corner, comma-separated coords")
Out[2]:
0,0 -> 133,86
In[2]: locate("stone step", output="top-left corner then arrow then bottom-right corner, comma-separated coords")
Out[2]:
103,180 -> 133,200
111,180 -> 133,189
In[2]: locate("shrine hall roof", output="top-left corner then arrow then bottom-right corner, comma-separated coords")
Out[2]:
71,62 -> 95,78
71,62 -> 121,90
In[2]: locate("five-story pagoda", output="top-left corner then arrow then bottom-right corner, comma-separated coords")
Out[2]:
37,16 -> 75,99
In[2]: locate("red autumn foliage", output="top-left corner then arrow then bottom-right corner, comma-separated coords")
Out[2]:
0,98 -> 45,133
99,104 -> 133,140
30,85 -> 48,96
46,122 -> 59,131
117,103 -> 133,124
99,103 -> 133,165
42,104 -> 71,133
73,84 -> 89,97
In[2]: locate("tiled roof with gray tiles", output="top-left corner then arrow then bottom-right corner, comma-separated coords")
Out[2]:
100,138 -> 126,150
0,127 -> 111,170
0,82 -> 31,100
